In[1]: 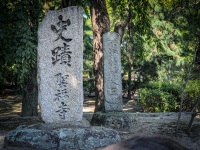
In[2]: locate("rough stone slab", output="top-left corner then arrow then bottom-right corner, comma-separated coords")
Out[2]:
103,32 -> 122,112
37,7 -> 83,123
91,112 -> 139,132
4,124 -> 121,150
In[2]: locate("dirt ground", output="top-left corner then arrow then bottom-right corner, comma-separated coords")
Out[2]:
0,93 -> 200,150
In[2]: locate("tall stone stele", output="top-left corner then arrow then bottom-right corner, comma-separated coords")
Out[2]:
37,7 -> 83,123
103,32 -> 123,112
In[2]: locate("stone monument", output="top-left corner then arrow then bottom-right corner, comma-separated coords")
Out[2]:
4,7 -> 121,150
37,6 -> 83,123
103,31 -> 123,112
91,32 -> 137,132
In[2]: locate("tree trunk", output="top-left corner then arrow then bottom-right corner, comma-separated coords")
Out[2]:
127,47 -> 133,100
90,0 -> 110,112
127,21 -> 134,100
21,67 -> 38,116
21,0 -> 39,116
114,9 -> 133,100
188,93 -> 200,133
176,76 -> 189,131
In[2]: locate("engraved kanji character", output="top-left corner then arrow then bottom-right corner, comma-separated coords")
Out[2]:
54,89 -> 62,101
52,43 -> 72,66
55,73 -> 69,88
51,15 -> 72,42
56,102 -> 70,119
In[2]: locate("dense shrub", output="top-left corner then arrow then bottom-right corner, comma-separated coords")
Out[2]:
184,80 -> 200,111
185,80 -> 200,100
138,81 -> 181,112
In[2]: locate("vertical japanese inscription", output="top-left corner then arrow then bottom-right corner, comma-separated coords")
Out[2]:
54,73 -> 70,119
54,73 -> 69,102
51,15 -> 72,119
51,15 -> 72,66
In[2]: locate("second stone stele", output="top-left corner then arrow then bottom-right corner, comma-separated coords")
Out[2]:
103,31 -> 123,112
91,32 -> 137,132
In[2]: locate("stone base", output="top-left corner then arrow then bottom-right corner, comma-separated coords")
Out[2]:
91,112 -> 139,132
4,122 -> 120,150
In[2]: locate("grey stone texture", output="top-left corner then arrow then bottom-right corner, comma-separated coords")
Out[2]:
91,112 -> 139,132
103,32 -> 123,112
4,124 -> 121,150
37,7 -> 83,123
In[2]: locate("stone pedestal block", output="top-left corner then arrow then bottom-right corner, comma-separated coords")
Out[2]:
4,123 -> 120,150
91,112 -> 139,132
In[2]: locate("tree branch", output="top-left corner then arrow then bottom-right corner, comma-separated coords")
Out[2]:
114,11 -> 133,43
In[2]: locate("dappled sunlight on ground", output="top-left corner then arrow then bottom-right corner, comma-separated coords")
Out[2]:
83,99 -> 95,113
123,99 -> 143,112
0,95 -> 22,116
0,94 -> 143,116
83,107 -> 95,113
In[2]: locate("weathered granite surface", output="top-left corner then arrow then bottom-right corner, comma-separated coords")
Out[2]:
91,112 -> 139,132
4,124 -> 121,150
37,7 -> 83,123
103,32 -> 123,112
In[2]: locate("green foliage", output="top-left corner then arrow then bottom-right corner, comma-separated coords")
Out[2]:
0,64 -> 17,84
0,0 -> 43,86
13,1 -> 43,86
83,12 -> 94,93
83,78 -> 95,94
138,81 -> 181,112
83,59 -> 95,94
185,80 -> 200,100
108,0 -> 200,113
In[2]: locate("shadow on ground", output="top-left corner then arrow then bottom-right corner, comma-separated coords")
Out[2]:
0,95 -> 21,116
